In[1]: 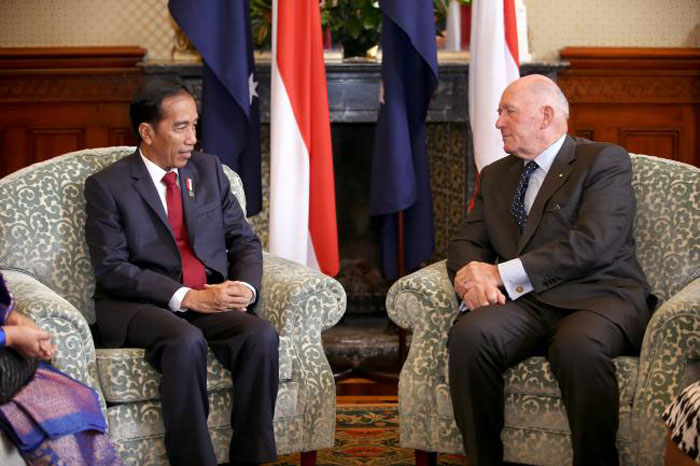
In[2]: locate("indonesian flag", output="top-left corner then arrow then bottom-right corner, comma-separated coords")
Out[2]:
269,0 -> 340,276
469,0 -> 520,171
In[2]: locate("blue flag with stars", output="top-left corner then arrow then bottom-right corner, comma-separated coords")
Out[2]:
370,0 -> 438,279
169,0 -> 262,216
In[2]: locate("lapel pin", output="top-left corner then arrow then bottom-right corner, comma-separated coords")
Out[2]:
558,173 -> 563,178
186,177 -> 195,197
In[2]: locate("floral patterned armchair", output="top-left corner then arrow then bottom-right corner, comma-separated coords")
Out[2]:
0,147 -> 347,466
387,154 -> 700,465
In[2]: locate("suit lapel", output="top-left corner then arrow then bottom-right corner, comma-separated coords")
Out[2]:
517,136 -> 576,253
502,157 -> 525,251
130,151 -> 173,238
179,164 -> 198,245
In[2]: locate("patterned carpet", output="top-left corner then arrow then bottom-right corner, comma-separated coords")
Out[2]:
270,404 -> 465,466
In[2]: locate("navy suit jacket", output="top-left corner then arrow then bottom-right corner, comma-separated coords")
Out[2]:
447,137 -> 654,349
84,149 -> 263,347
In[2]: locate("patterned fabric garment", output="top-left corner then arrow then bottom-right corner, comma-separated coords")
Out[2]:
664,381 -> 700,464
0,363 -> 122,466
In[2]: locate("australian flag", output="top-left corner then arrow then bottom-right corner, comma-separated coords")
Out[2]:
370,0 -> 438,279
169,0 -> 262,216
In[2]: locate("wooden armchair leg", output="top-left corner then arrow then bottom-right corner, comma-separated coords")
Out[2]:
300,450 -> 317,466
415,449 -> 437,466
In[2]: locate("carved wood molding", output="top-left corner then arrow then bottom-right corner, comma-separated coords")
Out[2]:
560,47 -> 700,70
0,46 -> 146,70
558,47 -> 700,104
0,47 -> 146,102
0,74 -> 143,102
558,75 -> 700,104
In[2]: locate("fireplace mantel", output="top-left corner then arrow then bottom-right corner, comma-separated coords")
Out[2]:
143,60 -> 566,124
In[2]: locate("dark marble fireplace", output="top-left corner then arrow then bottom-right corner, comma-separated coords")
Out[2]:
143,59 -> 565,383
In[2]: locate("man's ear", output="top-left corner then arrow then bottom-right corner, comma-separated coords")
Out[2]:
139,122 -> 153,145
540,105 -> 554,129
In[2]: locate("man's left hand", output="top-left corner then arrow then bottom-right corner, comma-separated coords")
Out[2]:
224,281 -> 254,311
461,283 -> 506,311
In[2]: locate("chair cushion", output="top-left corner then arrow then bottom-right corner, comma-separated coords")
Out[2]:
97,337 -> 293,404
106,380 -> 302,440
503,356 -> 639,404
438,355 -> 639,436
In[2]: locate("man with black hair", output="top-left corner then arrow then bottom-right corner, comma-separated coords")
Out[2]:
84,80 -> 278,466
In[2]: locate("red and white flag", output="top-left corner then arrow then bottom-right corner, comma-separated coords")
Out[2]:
269,0 -> 340,276
469,0 -> 520,171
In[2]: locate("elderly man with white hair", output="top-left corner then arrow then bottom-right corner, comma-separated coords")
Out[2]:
447,74 -> 656,466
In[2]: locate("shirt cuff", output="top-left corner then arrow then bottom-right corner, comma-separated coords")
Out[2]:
0,328 -> 6,348
169,287 -> 191,312
498,259 -> 533,300
239,282 -> 257,305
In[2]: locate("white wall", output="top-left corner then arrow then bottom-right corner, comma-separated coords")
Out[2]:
524,0 -> 700,60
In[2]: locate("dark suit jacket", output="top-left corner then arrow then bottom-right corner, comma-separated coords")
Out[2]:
84,149 -> 263,347
447,136 -> 653,349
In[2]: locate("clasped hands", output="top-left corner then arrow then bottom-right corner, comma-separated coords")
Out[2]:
182,280 -> 253,313
4,311 -> 56,360
454,261 -> 506,312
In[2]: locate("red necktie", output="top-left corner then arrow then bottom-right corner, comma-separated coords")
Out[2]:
162,172 -> 206,290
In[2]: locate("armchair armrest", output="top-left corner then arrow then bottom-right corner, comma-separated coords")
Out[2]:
258,252 -> 346,451
633,277 -> 700,464
386,260 -> 459,337
386,260 -> 461,451
259,252 -> 346,336
386,260 -> 459,384
1,269 -> 106,414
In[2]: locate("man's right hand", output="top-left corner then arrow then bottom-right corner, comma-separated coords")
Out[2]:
181,282 -> 250,313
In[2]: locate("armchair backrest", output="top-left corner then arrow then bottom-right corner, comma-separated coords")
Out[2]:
630,154 -> 700,303
0,147 -> 247,323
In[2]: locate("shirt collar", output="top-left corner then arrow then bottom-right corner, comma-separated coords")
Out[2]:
529,134 -> 567,175
139,149 -> 179,184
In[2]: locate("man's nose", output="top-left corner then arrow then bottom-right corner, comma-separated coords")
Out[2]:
495,115 -> 504,129
186,127 -> 197,145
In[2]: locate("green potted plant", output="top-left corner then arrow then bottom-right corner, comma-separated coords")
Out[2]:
321,0 -> 382,59
249,0 -> 472,57
250,0 -> 273,49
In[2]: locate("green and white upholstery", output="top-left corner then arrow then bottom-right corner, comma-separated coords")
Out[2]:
386,154 -> 700,466
0,146 -> 347,465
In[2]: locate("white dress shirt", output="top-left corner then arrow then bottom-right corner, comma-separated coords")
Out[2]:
139,151 -> 256,312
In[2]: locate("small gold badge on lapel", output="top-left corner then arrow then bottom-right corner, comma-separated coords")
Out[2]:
186,177 -> 195,197
557,173 -> 563,178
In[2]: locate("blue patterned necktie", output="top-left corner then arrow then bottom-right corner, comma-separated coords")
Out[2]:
511,161 -> 539,230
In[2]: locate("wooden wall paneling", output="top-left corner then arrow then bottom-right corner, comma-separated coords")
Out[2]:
619,128 -> 679,160
29,127 -> 86,160
558,47 -> 700,166
0,47 -> 145,177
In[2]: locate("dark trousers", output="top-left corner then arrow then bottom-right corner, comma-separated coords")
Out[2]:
125,305 -> 279,466
447,296 -> 628,466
